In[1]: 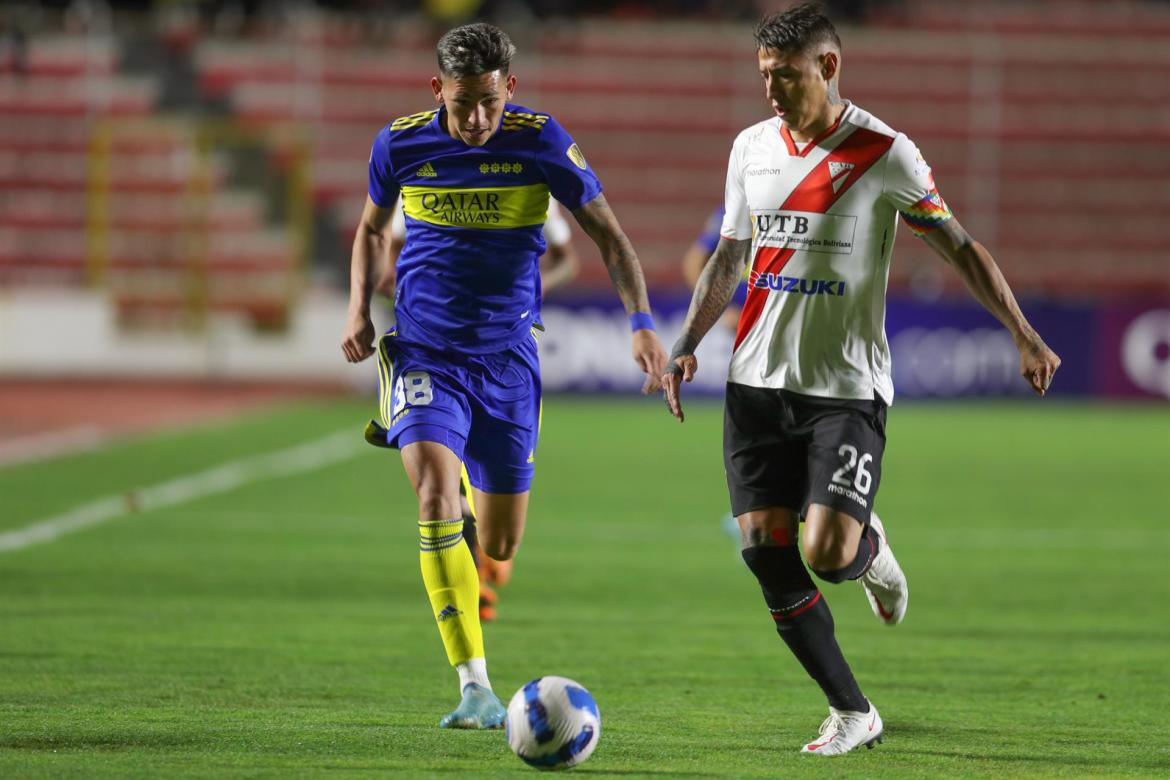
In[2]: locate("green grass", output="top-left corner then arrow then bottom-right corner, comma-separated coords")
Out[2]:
1,398 -> 1169,778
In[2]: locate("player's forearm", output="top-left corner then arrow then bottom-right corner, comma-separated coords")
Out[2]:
597,236 -> 652,314
674,239 -> 748,355
573,195 -> 651,314
949,241 -> 1037,344
348,227 -> 385,315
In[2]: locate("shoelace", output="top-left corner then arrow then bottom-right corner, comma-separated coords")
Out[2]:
816,713 -> 844,740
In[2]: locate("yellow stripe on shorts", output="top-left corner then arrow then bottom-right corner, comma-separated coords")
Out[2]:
377,334 -> 394,427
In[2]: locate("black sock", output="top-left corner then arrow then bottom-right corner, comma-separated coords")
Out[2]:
810,522 -> 881,584
742,545 -> 869,712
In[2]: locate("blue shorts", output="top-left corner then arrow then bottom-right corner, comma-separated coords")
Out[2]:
365,330 -> 541,494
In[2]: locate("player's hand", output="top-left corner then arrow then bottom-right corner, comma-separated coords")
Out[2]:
632,329 -> 668,394
342,310 -> 376,363
662,354 -> 697,422
1017,333 -> 1060,396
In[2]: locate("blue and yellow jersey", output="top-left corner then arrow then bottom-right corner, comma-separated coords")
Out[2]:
368,103 -> 602,354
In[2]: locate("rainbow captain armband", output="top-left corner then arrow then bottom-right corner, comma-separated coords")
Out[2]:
629,312 -> 656,332
899,188 -> 953,237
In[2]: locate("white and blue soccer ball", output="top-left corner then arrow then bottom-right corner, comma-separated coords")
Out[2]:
505,676 -> 601,770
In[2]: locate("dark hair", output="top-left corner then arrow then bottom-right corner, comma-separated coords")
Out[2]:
754,3 -> 841,55
436,23 -> 516,78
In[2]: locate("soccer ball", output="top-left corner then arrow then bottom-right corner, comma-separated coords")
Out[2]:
505,676 -> 601,770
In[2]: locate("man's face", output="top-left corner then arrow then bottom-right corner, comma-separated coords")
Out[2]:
757,46 -> 832,132
431,69 -> 516,147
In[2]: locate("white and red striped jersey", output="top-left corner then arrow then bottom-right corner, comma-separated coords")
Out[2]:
721,102 -> 952,404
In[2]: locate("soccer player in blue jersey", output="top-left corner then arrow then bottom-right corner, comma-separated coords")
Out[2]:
340,23 -> 668,729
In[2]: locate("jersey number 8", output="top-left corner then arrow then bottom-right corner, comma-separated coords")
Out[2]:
392,371 -> 434,416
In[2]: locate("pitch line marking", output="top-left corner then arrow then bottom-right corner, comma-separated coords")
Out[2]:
0,429 -> 363,555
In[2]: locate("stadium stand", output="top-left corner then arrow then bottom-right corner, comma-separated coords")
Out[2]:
0,30 -> 304,327
2,1 -> 1167,317
187,4 -> 1169,299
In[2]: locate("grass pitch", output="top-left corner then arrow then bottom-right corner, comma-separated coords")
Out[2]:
1,397 -> 1168,778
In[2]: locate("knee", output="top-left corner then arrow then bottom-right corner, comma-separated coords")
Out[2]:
479,532 -> 519,562
416,489 -> 461,522
737,513 -> 796,549
801,530 -> 853,577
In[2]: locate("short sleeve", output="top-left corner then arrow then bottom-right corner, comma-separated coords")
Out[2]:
367,126 -> 398,208
535,116 -> 603,210
390,196 -> 406,239
720,138 -> 752,240
542,200 -> 572,246
884,133 -> 953,237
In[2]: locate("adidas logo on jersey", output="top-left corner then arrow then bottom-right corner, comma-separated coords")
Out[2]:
416,162 -> 438,178
828,161 -> 855,193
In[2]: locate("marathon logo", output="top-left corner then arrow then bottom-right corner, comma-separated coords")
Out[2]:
750,273 -> 846,297
752,209 -> 857,255
827,482 -> 868,508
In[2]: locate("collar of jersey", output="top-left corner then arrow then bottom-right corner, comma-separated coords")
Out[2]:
430,105 -> 510,148
781,100 -> 854,158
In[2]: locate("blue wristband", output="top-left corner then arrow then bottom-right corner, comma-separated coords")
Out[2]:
629,312 -> 655,332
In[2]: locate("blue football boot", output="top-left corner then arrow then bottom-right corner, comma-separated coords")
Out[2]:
438,683 -> 506,729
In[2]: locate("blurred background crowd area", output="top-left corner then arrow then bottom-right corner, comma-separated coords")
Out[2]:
0,0 -> 1167,400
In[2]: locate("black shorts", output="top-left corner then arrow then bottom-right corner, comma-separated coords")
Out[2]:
723,383 -> 887,524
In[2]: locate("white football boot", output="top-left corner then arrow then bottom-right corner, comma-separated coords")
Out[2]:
801,703 -> 884,756
860,513 -> 908,625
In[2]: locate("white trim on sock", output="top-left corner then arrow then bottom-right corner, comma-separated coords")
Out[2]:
457,657 -> 491,692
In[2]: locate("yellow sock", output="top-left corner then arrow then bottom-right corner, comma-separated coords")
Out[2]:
419,519 -> 484,667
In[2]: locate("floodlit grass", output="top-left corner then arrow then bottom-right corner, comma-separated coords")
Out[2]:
1,398 -> 1168,778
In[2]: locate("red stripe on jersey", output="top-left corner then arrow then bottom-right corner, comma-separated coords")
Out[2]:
733,127 -> 895,352
781,125 -> 799,156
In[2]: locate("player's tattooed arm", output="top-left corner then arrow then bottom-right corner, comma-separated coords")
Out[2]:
923,219 -> 1061,396
675,237 -> 751,358
572,194 -> 652,314
662,237 -> 751,421
572,194 -> 668,393
342,195 -> 395,363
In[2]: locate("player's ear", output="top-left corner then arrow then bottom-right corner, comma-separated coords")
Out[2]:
431,76 -> 444,103
505,73 -> 516,99
820,50 -> 839,83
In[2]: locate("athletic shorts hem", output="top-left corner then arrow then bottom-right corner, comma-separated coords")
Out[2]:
464,473 -> 533,495
728,497 -> 803,518
392,423 -> 468,461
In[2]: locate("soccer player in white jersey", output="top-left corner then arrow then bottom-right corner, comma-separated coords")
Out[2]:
662,4 -> 1060,757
